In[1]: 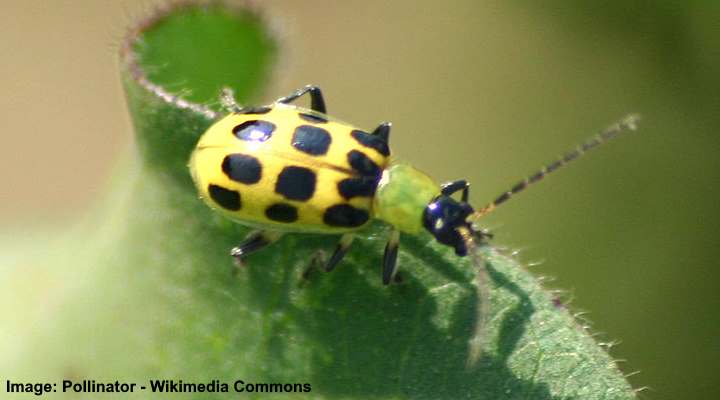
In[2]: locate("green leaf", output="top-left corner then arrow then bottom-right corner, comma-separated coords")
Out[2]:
0,3 -> 636,399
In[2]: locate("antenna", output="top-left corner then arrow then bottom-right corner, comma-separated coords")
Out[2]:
470,114 -> 640,221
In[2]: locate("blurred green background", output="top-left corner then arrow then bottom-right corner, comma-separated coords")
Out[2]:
1,1 -> 718,399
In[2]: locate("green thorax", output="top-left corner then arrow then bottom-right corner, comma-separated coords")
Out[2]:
373,163 -> 440,234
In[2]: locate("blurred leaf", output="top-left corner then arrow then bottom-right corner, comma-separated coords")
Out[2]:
0,2 -> 636,399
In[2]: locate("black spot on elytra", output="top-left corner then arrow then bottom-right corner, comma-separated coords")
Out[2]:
232,120 -> 275,142
208,184 -> 241,211
323,204 -> 369,227
298,112 -> 328,124
292,125 -> 331,156
351,129 -> 390,156
275,166 -> 317,201
265,203 -> 298,223
338,177 -> 378,199
347,150 -> 382,177
239,106 -> 272,114
222,154 -> 262,184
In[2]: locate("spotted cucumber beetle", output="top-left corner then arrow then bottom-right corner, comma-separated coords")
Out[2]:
189,85 -> 639,285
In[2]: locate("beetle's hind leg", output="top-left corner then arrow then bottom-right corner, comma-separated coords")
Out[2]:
231,230 -> 283,268
300,234 -> 355,283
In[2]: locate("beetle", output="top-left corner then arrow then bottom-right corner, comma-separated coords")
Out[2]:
189,85 -> 639,285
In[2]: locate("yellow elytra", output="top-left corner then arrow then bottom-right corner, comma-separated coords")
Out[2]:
189,85 -> 639,285
190,101 -> 389,234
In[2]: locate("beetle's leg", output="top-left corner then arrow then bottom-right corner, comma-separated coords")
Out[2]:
473,228 -> 493,242
382,228 -> 401,285
441,179 -> 470,202
301,234 -> 354,282
325,234 -> 355,272
230,230 -> 283,265
372,122 -> 392,142
301,250 -> 326,282
220,87 -> 243,113
276,85 -> 326,114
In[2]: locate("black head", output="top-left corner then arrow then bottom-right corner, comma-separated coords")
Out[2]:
423,195 -> 475,256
